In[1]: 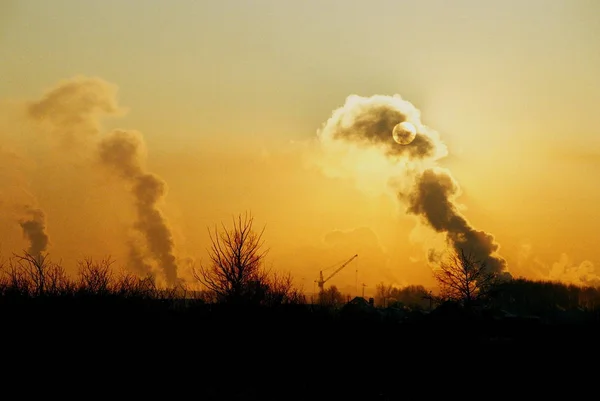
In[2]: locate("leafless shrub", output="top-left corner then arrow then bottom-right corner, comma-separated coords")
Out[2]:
45,263 -> 74,296
77,257 -> 115,295
193,212 -> 269,303
264,271 -> 306,306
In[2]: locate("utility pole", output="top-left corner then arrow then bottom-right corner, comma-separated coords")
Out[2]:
362,283 -> 366,298
355,269 -> 358,296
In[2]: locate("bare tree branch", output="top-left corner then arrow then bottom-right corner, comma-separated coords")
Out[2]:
433,248 -> 499,307
193,212 -> 269,303
192,212 -> 304,305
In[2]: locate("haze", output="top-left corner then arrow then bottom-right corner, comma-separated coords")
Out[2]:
1,0 -> 599,294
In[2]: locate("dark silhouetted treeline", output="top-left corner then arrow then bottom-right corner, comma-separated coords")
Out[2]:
1,250 -> 599,400
3,209 -> 599,401
4,250 -> 600,331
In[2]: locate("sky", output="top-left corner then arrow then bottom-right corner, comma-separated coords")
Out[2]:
1,0 -> 600,295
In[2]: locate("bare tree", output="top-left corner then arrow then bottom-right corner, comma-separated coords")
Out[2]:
77,257 -> 115,295
375,282 -> 394,307
374,283 -> 433,310
264,271 -> 306,306
11,252 -> 50,296
193,212 -> 269,303
5,252 -> 72,296
3,259 -> 30,296
45,263 -> 73,296
433,248 -> 498,307
112,269 -> 159,299
318,285 -> 346,307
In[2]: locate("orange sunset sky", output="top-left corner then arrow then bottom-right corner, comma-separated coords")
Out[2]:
1,0 -> 599,295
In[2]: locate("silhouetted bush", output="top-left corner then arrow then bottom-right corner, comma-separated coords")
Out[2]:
375,282 -> 432,310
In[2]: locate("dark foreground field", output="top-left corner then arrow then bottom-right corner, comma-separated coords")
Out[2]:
2,299 -> 598,400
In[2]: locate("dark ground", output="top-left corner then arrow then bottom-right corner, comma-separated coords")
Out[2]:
2,300 -> 598,400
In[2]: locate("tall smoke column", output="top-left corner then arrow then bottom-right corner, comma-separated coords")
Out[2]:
19,207 -> 49,260
405,168 -> 506,273
98,130 -> 178,285
317,94 -> 508,276
23,76 -> 179,283
27,76 -> 122,146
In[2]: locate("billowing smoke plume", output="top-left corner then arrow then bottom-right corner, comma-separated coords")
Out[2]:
521,250 -> 600,288
9,76 -> 181,284
19,206 -> 49,260
317,94 -> 508,276
128,239 -> 153,277
98,130 -> 178,285
549,255 -> 600,287
27,76 -> 122,146
406,168 -> 506,273
321,95 -> 447,161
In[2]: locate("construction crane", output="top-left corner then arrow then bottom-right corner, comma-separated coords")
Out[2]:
316,254 -> 358,292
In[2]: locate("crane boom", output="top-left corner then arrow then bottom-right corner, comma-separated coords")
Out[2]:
316,254 -> 358,292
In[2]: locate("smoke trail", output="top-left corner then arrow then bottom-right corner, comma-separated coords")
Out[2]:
1,122 -> 49,260
26,76 -> 123,147
98,130 -> 178,285
405,168 -> 506,273
317,94 -> 508,276
21,76 -> 180,283
19,206 -> 49,260
127,239 -> 153,277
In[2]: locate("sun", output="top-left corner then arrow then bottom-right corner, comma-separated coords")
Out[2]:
392,121 -> 417,145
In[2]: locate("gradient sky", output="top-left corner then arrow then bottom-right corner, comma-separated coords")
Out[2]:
1,0 -> 599,292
